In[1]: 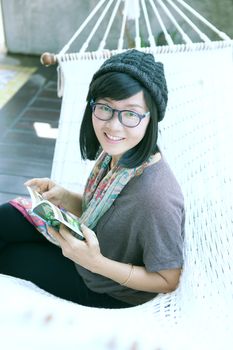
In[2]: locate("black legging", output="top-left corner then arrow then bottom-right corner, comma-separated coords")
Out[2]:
0,203 -> 131,309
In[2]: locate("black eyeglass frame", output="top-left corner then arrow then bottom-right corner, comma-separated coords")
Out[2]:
90,99 -> 150,128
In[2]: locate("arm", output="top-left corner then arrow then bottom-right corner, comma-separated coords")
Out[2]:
47,224 -> 181,294
93,256 -> 181,293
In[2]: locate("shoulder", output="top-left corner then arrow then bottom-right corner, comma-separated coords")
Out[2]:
122,155 -> 184,209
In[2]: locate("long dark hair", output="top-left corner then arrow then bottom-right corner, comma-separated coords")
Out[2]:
79,72 -> 158,168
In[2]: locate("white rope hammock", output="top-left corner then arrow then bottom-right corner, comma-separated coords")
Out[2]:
1,1 -> 233,349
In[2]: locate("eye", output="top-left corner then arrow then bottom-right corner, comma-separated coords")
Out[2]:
98,104 -> 111,112
123,111 -> 138,119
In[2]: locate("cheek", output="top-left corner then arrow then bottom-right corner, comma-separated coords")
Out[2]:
92,116 -> 100,134
126,126 -> 147,146
133,119 -> 150,141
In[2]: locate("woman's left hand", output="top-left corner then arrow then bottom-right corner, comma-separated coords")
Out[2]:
47,224 -> 103,272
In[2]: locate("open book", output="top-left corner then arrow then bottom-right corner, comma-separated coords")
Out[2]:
27,186 -> 84,241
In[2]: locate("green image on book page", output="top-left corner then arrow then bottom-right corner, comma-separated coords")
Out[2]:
60,211 -> 81,231
33,203 -> 60,228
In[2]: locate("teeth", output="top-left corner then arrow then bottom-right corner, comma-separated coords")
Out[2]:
106,133 -> 123,141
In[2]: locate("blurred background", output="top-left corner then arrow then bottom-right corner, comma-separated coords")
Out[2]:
0,0 -> 233,204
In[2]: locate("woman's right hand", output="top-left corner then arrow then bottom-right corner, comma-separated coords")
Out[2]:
24,178 -> 67,207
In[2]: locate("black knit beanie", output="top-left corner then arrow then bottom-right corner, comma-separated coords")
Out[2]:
90,49 -> 168,122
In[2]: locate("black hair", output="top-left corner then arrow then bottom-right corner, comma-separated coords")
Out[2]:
79,72 -> 158,168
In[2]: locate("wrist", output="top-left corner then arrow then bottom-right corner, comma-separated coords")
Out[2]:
120,264 -> 134,286
92,254 -> 106,274
91,256 -> 135,287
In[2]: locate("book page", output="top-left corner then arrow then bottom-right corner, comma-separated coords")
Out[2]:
27,186 -> 44,207
27,186 -> 84,240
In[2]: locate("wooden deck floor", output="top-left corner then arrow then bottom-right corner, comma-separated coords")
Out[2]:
0,54 -> 61,204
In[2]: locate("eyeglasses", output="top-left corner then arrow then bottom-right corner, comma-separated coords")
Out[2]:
90,100 -> 150,128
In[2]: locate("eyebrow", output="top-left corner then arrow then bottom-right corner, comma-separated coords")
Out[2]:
100,98 -> 145,110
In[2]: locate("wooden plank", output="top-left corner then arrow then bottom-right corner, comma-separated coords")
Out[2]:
0,158 -> 52,178
2,130 -> 57,147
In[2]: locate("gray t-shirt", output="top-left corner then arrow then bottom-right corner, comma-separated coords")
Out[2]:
75,156 -> 185,305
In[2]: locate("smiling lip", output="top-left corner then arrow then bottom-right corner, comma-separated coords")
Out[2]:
104,132 -> 125,143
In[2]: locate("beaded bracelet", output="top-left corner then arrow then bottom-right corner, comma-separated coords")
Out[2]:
121,264 -> 134,286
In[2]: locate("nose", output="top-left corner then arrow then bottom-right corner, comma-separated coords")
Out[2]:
106,110 -> 122,128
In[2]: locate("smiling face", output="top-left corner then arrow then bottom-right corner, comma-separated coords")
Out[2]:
92,91 -> 150,167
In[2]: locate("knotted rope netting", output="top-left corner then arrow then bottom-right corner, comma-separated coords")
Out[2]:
1,1 -> 233,349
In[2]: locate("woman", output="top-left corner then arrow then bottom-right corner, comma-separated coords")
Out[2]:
0,49 -> 185,308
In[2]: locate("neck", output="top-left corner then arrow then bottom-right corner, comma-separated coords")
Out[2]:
110,156 -> 120,169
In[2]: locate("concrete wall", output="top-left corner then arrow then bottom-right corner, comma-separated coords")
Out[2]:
2,0 -> 132,54
1,0 -> 94,54
1,0 -> 233,55
0,2 -> 6,52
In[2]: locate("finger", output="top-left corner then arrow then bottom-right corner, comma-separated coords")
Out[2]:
59,224 -> 77,244
24,177 -> 45,186
24,178 -> 50,193
80,224 -> 97,243
47,225 -> 66,244
41,186 -> 59,202
41,188 -> 54,200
